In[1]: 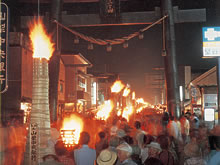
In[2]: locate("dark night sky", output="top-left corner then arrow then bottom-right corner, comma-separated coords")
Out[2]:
5,0 -> 218,102
61,21 -> 217,101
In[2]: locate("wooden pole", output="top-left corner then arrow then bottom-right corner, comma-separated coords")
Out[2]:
161,0 -> 181,119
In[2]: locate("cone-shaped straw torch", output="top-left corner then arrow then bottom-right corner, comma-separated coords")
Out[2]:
24,19 -> 55,165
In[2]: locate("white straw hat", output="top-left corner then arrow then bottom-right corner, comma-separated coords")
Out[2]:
147,142 -> 162,152
97,149 -> 117,165
116,142 -> 133,153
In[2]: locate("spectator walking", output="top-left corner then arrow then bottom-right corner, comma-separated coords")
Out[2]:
207,136 -> 220,165
55,140 -> 75,165
157,135 -> 175,165
183,142 -> 206,165
95,131 -> 109,157
74,132 -> 96,165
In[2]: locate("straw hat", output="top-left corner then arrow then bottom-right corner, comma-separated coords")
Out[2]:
116,142 -> 133,154
184,143 -> 201,157
147,142 -> 162,152
97,149 -> 117,165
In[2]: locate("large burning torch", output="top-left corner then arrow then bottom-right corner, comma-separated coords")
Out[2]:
24,19 -> 55,165
60,114 -> 83,148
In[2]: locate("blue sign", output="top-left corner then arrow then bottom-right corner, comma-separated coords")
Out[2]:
0,3 -> 8,93
202,27 -> 220,57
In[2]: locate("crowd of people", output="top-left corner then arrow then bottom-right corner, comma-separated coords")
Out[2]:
40,112 -> 220,165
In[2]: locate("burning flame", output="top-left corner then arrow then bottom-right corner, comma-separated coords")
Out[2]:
136,98 -> 151,113
61,114 -> 83,145
122,106 -> 134,121
111,80 -> 125,93
29,19 -> 54,60
136,98 -> 145,104
132,92 -> 135,100
96,100 -> 113,120
123,87 -> 130,97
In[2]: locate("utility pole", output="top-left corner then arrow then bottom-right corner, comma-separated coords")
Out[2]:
49,0 -> 63,123
161,0 -> 181,118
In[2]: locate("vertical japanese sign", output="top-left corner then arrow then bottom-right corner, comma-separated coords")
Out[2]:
0,3 -> 8,93
30,123 -> 38,164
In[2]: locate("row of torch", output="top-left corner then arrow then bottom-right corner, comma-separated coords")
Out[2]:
61,80 -> 153,148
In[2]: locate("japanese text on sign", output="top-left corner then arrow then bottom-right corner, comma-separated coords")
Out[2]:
30,123 -> 38,162
0,3 -> 8,93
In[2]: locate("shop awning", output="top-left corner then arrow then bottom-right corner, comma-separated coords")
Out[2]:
190,67 -> 217,87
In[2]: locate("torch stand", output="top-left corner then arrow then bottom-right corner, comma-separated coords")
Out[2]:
24,58 -> 53,165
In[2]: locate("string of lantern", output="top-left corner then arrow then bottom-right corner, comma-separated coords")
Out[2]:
53,15 -> 168,51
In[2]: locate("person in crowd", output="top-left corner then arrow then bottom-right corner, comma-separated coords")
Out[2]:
116,142 -> 137,165
131,145 -> 142,165
156,135 -> 175,165
140,134 -> 155,164
144,157 -> 163,165
120,118 -> 132,134
55,140 -> 75,165
74,131 -> 96,165
116,129 -> 127,144
206,125 -> 220,162
179,130 -> 199,165
95,131 -> 109,157
180,115 -> 190,144
108,136 -> 120,152
162,112 -> 170,130
144,142 -> 162,163
207,135 -> 220,165
123,135 -> 134,145
108,136 -> 121,165
191,113 -> 200,130
167,116 -> 179,141
110,119 -> 119,136
97,149 -> 118,165
197,124 -> 209,158
167,136 -> 178,164
40,154 -> 64,165
183,142 -> 206,165
134,121 -> 147,148
48,126 -> 61,154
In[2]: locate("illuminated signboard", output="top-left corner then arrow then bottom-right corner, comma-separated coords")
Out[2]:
204,108 -> 215,121
0,3 -> 8,93
202,27 -> 220,57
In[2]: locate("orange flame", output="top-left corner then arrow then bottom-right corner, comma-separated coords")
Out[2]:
123,87 -> 130,97
29,19 -> 54,60
136,98 -> 151,113
61,114 -> 83,145
132,92 -> 135,100
95,100 -> 113,120
136,98 -> 145,104
111,80 -> 125,93
122,106 -> 134,121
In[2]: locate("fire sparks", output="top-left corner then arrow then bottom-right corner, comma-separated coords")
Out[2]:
123,87 -> 131,97
111,80 -> 125,93
61,114 -> 83,145
95,100 -> 113,120
29,19 -> 54,60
